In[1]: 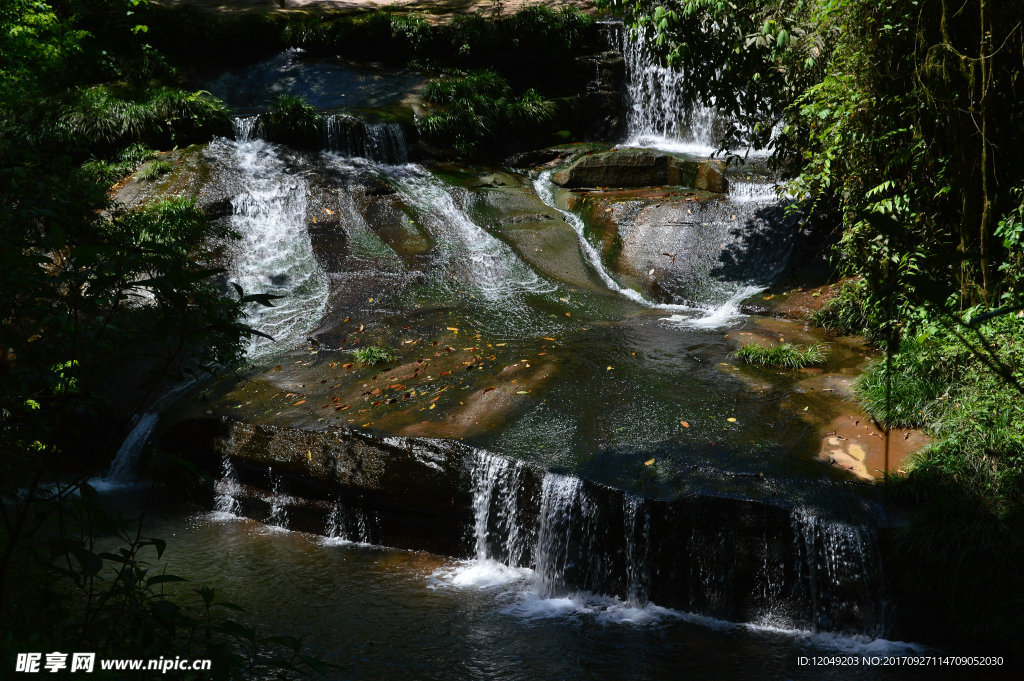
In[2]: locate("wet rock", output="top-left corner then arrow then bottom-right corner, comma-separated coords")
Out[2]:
551,148 -> 728,193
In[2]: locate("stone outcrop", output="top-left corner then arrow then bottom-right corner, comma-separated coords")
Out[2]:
551,148 -> 728,193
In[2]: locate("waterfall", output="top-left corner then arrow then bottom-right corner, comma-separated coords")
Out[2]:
446,452 -> 887,635
622,495 -> 653,606
621,27 -> 720,155
323,499 -> 375,544
93,379 -> 198,490
266,467 -> 290,529
213,123 -> 329,358
212,455 -> 242,517
390,167 -> 556,302
533,170 -> 762,326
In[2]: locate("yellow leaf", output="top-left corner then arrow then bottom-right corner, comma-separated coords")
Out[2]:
447,327 -> 459,334
429,403 -> 436,410
606,366 -> 613,371
644,458 -> 655,466
726,417 -> 737,422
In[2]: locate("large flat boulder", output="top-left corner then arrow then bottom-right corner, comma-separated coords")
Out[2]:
551,148 -> 728,193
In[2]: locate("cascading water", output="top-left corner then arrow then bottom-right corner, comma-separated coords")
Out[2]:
441,451 -> 888,636
266,467 -> 291,529
212,455 -> 242,517
621,26 -> 721,155
533,170 -> 763,326
323,499 -> 374,544
210,121 -> 329,359
323,114 -> 408,164
389,167 -> 558,304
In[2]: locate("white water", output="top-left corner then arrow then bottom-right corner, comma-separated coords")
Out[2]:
429,452 -> 916,651
532,171 -> 760,328
388,165 -> 558,302
213,125 -> 329,359
93,379 -> 200,490
622,27 -> 721,156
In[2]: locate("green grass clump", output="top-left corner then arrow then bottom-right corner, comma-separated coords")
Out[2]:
732,342 -> 827,368
258,94 -> 323,149
350,346 -> 396,366
137,159 -> 174,181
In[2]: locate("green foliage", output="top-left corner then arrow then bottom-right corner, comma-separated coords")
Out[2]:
418,70 -> 555,157
732,342 -> 827,368
137,159 -> 174,181
281,7 -> 595,89
57,86 -> 231,152
258,94 -> 323,149
878,316 -> 1024,651
350,346 -> 396,366
809,279 -> 883,342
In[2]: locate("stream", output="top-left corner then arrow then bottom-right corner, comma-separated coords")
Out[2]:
98,30 -> 969,680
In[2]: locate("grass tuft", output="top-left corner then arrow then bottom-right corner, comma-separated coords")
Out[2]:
732,342 -> 827,368
350,346 -> 396,366
137,159 -> 174,181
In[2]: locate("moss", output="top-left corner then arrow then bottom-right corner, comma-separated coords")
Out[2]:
732,342 -> 827,368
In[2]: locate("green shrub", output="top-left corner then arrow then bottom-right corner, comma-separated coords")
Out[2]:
732,342 -> 827,368
259,94 -> 323,149
351,346 -> 396,366
809,279 -> 884,342
854,337 -> 952,429
418,70 -> 555,157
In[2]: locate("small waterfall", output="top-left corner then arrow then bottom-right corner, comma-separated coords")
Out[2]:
233,115 -> 261,142
266,468 -> 290,528
213,455 -> 242,516
391,168 -> 556,302
365,122 -> 408,165
622,495 -> 653,606
93,380 -> 198,489
790,507 -> 888,636
324,499 -> 374,544
621,27 -> 720,155
533,170 -> 758,325
452,452 -> 887,635
470,452 -> 531,567
322,114 -> 409,164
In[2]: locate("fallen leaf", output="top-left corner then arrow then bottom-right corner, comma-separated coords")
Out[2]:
447,327 -> 459,334
644,458 -> 655,466
429,403 -> 436,410
726,417 -> 737,422
680,421 -> 690,428
516,390 -> 528,394
606,366 -> 613,371
293,400 -> 306,406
